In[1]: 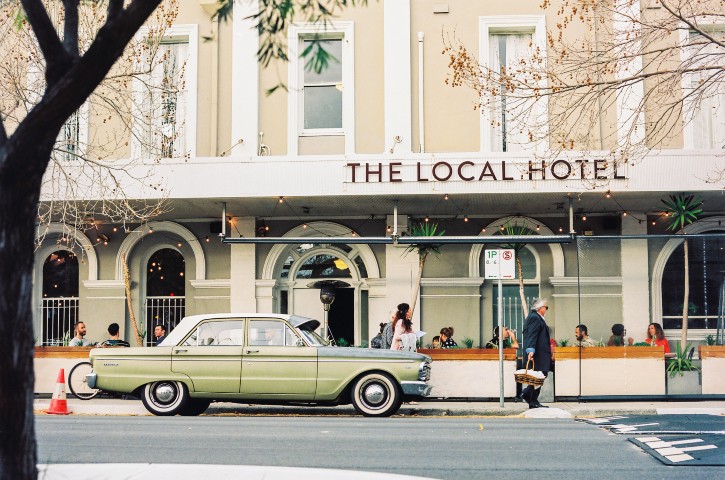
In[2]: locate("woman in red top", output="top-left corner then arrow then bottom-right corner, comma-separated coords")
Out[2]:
645,322 -> 671,353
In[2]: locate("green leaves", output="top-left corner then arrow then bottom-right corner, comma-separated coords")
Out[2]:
404,221 -> 445,259
495,222 -> 535,253
661,194 -> 703,233
666,342 -> 698,378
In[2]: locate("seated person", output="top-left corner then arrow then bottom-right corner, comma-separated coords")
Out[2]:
68,322 -> 97,347
100,322 -> 130,347
486,326 -> 519,349
607,323 -> 634,346
431,335 -> 441,349
572,324 -> 598,347
439,327 -> 457,349
645,322 -> 671,353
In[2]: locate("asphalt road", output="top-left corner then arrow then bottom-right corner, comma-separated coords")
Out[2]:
36,416 -> 724,480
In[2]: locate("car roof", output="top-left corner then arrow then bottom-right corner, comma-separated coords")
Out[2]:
159,313 -> 320,346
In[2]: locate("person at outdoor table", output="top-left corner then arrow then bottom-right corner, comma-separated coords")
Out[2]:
68,321 -> 97,347
100,322 -> 130,347
154,324 -> 167,346
607,323 -> 634,346
431,336 -> 441,349
573,324 -> 597,347
645,322 -> 671,353
439,326 -> 457,348
486,326 -> 519,349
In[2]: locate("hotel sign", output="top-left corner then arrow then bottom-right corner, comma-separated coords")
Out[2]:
346,159 -> 626,183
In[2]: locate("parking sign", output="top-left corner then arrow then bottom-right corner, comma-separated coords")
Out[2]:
484,249 -> 516,279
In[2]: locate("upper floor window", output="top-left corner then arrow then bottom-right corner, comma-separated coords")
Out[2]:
684,29 -> 725,149
288,22 -> 355,154
134,25 -> 198,159
303,39 -> 343,129
479,16 -> 546,154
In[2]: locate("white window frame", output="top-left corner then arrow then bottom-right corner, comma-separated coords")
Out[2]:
288,21 -> 355,155
681,21 -> 725,150
132,24 -> 198,159
478,15 -> 547,154
58,104 -> 89,162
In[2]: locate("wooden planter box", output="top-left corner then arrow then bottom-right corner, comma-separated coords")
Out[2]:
417,348 -> 517,398
553,346 -> 666,396
34,347 -> 93,394
699,346 -> 725,394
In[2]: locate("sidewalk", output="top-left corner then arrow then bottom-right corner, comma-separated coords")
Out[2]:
33,397 -> 725,418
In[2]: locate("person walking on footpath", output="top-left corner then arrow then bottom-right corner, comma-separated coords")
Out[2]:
520,298 -> 552,409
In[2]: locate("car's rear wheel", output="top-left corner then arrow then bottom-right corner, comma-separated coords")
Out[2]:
141,381 -> 188,416
350,372 -> 402,417
180,399 -> 211,416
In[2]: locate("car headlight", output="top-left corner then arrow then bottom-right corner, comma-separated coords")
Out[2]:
418,361 -> 431,382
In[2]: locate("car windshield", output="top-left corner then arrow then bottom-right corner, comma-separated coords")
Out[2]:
296,324 -> 329,346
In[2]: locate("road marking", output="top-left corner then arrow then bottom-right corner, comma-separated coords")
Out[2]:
610,422 -> 659,432
585,416 -> 628,424
648,439 -> 703,448
636,436 -> 719,463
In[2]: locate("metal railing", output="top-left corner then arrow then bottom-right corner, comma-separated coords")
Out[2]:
38,297 -> 79,346
144,296 -> 185,346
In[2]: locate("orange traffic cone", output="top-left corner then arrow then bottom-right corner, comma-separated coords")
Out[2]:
46,368 -> 71,415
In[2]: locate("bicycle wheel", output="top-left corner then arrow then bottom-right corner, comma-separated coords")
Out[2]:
68,361 -> 100,400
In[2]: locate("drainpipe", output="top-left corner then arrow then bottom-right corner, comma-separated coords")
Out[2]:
418,32 -> 425,153
210,15 -> 220,155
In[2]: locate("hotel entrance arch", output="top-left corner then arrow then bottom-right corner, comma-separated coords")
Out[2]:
261,222 -> 380,346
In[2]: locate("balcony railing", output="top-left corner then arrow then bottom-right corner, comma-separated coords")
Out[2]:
144,296 -> 185,346
38,297 -> 79,346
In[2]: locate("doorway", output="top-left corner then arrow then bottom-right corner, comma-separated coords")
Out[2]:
327,288 -> 354,345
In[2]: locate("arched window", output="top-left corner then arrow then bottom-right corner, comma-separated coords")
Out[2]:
145,248 -> 185,345
40,250 -> 79,345
295,254 -> 353,279
662,235 -> 725,330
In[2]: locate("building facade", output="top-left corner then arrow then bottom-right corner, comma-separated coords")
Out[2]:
33,0 -> 724,349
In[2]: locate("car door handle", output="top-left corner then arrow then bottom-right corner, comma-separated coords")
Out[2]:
174,349 -> 188,353
246,349 -> 259,354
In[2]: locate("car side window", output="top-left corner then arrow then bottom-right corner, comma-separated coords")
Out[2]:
182,320 -> 245,346
249,320 -> 297,346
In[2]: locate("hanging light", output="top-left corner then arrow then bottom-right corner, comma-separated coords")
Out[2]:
278,196 -> 284,204
443,193 -> 449,201
463,216 -> 469,223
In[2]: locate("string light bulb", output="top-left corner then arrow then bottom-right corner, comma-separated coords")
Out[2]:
443,193 -> 449,201
302,223 -> 308,229
278,197 -> 284,204
205,236 -> 210,242
605,191 -> 611,198
622,211 -> 628,217
559,226 -> 563,232
424,216 -> 429,222
387,225 -> 392,232
463,215 -> 469,222
582,214 -> 587,222
536,224 -> 540,231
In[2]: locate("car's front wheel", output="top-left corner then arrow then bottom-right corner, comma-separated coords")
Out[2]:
141,381 -> 188,416
350,372 -> 402,417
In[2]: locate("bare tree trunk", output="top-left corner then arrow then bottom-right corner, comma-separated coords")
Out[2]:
516,257 -> 527,315
409,253 -> 427,317
123,258 -> 144,346
681,238 -> 689,350
0,156 -> 48,480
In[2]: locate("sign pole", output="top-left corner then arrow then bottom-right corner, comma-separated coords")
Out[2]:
498,276 -> 504,408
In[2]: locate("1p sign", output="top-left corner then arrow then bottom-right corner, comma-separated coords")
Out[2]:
484,249 -> 516,279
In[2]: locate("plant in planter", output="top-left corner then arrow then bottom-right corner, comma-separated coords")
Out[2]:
558,338 -> 570,347
704,335 -> 716,346
666,343 -> 698,378
461,337 -> 475,349
632,341 -> 650,347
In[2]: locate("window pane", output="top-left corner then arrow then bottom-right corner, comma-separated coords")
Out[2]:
303,39 -> 342,83
304,86 -> 342,129
296,254 -> 352,279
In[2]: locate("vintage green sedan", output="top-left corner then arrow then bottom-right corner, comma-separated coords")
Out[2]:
87,313 -> 432,417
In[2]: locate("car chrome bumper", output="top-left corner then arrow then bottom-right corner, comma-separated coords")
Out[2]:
401,381 -> 432,397
86,372 -> 97,389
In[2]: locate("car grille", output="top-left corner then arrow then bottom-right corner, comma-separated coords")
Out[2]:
418,361 -> 431,381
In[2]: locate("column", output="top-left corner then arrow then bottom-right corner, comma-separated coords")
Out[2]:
230,217 -> 257,311
384,0 -> 412,155
621,213 -> 650,337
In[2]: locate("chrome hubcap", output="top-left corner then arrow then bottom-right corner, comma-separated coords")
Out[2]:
363,383 -> 386,406
154,383 -> 176,403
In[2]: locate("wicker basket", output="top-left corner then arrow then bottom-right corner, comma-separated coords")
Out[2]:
514,359 -> 545,386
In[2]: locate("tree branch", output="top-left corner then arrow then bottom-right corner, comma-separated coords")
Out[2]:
19,0 -> 69,80
62,0 -> 80,56
107,0 -> 123,21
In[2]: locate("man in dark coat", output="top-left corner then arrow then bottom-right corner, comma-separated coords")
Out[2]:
520,298 -> 552,408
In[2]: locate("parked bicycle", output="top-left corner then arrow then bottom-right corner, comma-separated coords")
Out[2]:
67,361 -> 100,400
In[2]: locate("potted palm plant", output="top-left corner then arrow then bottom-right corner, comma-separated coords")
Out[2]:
665,342 -> 701,395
